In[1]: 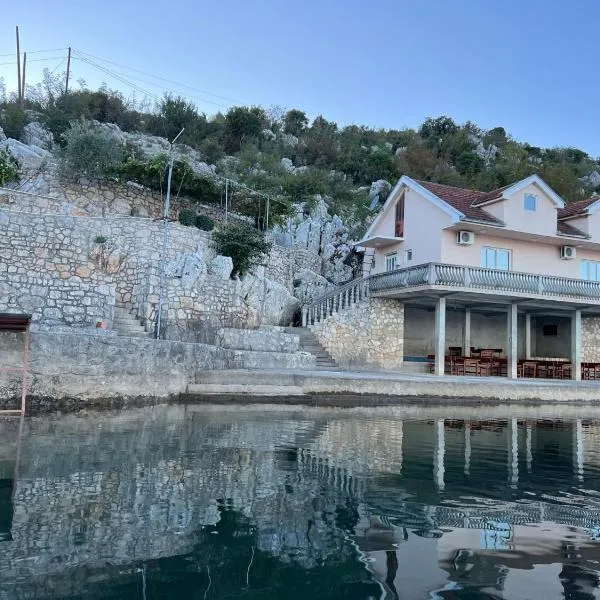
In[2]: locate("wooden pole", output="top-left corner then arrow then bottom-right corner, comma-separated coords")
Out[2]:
21,52 -> 26,103
16,26 -> 22,108
65,47 -> 72,95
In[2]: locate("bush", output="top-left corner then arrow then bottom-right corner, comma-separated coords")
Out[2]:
0,150 -> 18,185
59,120 -> 124,181
178,209 -> 196,226
212,222 -> 272,277
93,235 -> 107,244
195,214 -> 214,231
0,103 -> 28,139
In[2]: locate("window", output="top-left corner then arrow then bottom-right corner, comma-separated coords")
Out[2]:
481,247 -> 511,270
395,193 -> 405,237
581,259 -> 600,281
405,249 -> 413,262
524,193 -> 537,212
542,324 -> 558,337
385,252 -> 397,272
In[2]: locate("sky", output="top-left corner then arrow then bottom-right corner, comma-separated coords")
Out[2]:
2,0 -> 600,154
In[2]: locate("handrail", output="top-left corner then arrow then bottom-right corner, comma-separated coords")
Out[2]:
302,277 -> 370,326
369,262 -> 600,299
304,262 -> 600,328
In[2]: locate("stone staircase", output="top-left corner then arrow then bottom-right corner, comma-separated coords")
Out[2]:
287,327 -> 337,369
112,304 -> 151,338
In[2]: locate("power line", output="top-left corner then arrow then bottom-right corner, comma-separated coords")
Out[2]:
0,47 -> 67,57
72,54 -> 229,109
0,56 -> 67,67
74,48 -> 244,105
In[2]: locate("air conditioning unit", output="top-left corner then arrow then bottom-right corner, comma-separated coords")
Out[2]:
561,246 -> 576,260
456,231 -> 475,246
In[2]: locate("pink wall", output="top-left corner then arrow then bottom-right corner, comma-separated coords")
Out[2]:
371,187 -> 452,274
441,231 -> 600,277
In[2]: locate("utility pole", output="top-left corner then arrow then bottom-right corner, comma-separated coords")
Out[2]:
15,26 -> 22,108
156,127 -> 185,340
21,52 -> 26,102
65,47 -> 72,95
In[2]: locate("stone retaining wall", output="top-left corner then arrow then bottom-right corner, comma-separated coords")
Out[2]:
583,317 -> 600,362
0,273 -> 116,330
309,297 -> 404,370
0,331 -> 315,406
216,327 -> 300,353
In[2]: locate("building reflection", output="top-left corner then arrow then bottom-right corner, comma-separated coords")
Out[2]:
1,407 -> 600,598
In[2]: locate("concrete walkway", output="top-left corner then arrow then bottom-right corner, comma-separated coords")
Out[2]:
186,368 -> 600,403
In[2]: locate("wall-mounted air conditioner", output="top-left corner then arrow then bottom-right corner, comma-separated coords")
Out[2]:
560,246 -> 576,260
456,231 -> 475,246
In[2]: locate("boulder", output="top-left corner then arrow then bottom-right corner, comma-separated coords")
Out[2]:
208,255 -> 234,280
181,253 -> 207,288
0,126 -> 6,142
293,268 -> 336,303
0,138 -> 51,171
21,122 -> 54,150
281,157 -> 295,173
261,128 -> 276,141
369,179 -> 391,210
240,272 -> 299,327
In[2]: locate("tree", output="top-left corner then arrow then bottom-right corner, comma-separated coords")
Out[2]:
283,109 -> 308,136
0,150 -> 18,185
224,106 -> 266,153
212,222 -> 272,277
59,120 -> 124,181
145,95 -> 204,143
0,102 -> 28,139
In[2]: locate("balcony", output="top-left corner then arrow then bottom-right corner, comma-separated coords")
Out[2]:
369,263 -> 600,305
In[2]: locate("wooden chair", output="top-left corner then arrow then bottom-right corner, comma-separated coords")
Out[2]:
452,357 -> 465,376
463,358 -> 480,377
479,349 -> 495,376
560,363 -> 572,380
519,361 -> 537,379
536,361 -> 550,379
427,354 -> 436,374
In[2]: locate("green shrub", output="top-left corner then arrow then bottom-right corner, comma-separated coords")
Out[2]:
195,214 -> 214,231
93,235 -> 107,244
0,150 -> 18,185
212,222 -> 272,277
178,209 -> 196,226
59,120 -> 124,181
0,103 -> 28,139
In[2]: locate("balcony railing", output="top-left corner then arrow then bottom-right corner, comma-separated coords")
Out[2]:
369,263 -> 600,300
302,263 -> 600,328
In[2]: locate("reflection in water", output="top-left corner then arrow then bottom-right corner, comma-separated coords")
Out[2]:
2,405 -> 600,598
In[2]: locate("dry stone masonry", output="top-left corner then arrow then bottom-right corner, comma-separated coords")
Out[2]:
310,297 -> 404,370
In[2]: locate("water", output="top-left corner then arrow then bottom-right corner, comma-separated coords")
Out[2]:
2,404 -> 600,599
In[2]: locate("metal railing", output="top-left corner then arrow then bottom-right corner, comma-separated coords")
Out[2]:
303,262 -> 600,328
369,262 -> 600,299
302,278 -> 370,326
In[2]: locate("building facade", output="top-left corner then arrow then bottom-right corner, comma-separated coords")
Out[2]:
305,174 -> 600,378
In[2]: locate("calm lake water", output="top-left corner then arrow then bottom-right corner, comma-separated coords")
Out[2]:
2,404 -> 600,599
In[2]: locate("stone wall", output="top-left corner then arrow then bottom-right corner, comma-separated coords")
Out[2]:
0,273 -> 116,330
582,317 -> 600,362
310,298 -> 404,370
0,331 -> 315,406
215,327 -> 300,353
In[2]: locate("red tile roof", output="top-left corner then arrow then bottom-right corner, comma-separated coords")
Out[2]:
557,220 -> 587,238
413,178 -> 589,238
415,180 -> 504,225
557,197 -> 599,219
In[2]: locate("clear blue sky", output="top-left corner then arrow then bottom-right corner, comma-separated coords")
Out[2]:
2,0 -> 600,154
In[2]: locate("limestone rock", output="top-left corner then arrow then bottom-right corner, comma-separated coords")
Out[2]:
368,179 -> 391,211
280,133 -> 299,148
208,255 -> 233,280
0,138 -> 51,170
583,170 -> 600,188
0,126 -> 6,142
181,253 -> 207,288
293,268 -> 335,303
240,272 -> 299,327
281,157 -> 295,173
21,122 -> 54,150
261,128 -> 276,141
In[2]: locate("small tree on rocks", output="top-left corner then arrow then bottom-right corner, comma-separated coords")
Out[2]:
59,120 -> 124,181
212,222 -> 272,277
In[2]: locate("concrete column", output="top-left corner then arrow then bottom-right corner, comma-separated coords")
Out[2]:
507,304 -> 518,379
571,309 -> 582,381
525,313 -> 532,359
435,419 -> 445,491
434,297 -> 447,376
302,308 -> 308,327
463,308 -> 471,357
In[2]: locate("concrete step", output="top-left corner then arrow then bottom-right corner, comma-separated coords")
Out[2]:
195,370 -> 301,386
285,326 -> 337,369
187,384 -> 305,396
